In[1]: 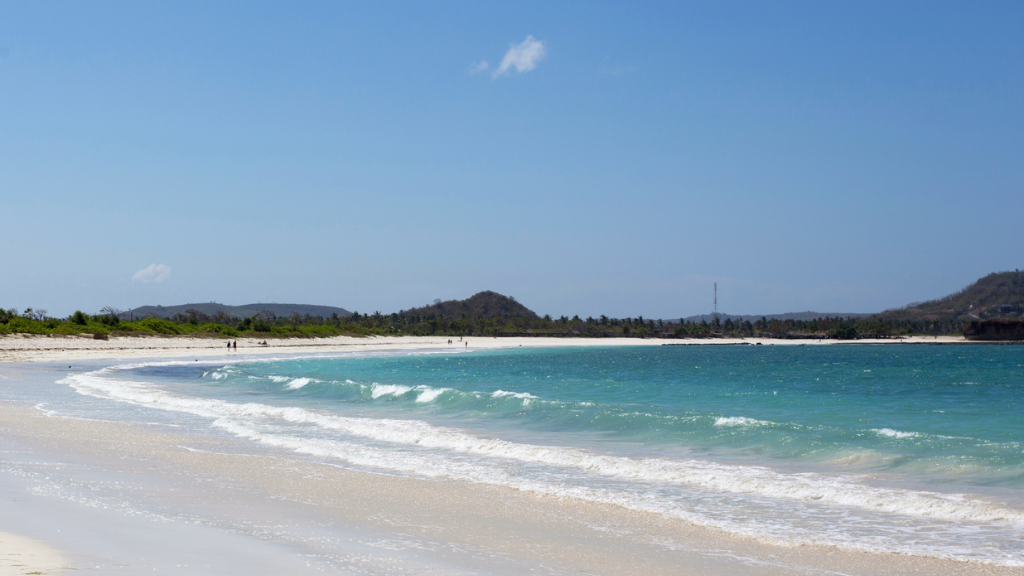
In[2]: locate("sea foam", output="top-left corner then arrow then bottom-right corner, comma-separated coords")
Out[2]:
492,390 -> 537,406
287,378 -> 314,390
714,416 -> 772,427
415,386 -> 450,403
64,367 -> 1024,528
873,428 -> 920,439
370,384 -> 413,399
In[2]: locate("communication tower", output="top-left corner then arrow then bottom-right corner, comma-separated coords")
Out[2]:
714,282 -> 718,323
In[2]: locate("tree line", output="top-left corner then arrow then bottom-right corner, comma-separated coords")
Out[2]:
0,306 -> 969,339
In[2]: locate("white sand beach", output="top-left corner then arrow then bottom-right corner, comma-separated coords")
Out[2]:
0,335 -> 1014,576
0,531 -> 66,575
0,333 -> 968,364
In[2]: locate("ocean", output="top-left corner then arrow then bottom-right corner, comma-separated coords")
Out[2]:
55,344 -> 1024,566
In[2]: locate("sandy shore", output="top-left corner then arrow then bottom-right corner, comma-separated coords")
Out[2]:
0,400 -> 1018,576
0,531 -> 67,575
1,335 -> 1013,575
0,333 -> 969,363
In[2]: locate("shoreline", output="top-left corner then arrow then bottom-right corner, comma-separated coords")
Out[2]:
1,397 -> 1020,576
0,333 -> 973,364
1,344 -> 1020,574
0,530 -> 67,576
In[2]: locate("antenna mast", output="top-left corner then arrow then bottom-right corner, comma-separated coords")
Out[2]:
714,282 -> 718,323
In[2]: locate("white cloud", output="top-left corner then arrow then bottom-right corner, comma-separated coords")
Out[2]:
492,36 -> 546,79
469,60 -> 489,75
132,263 -> 171,284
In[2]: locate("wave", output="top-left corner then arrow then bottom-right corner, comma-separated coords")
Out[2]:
714,416 -> 773,427
415,386 -> 450,403
63,367 -> 1024,528
873,428 -> 920,439
370,384 -> 413,399
491,390 -> 537,406
286,378 -> 314,390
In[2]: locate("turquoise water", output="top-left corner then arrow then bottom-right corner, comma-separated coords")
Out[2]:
65,345 -> 1024,565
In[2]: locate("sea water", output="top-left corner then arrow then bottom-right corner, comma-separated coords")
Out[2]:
54,345 -> 1024,566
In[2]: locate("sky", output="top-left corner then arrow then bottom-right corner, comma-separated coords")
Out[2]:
2,1 -> 1022,319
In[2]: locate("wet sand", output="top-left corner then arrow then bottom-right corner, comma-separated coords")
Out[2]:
0,530 -> 66,575
0,360 -> 1019,575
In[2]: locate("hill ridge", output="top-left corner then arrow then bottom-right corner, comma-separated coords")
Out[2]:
127,302 -> 352,320
400,291 -> 539,320
872,270 -> 1024,322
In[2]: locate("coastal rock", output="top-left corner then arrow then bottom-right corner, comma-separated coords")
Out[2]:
963,320 -> 1024,341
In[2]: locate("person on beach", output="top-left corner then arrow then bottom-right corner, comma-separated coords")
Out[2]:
233,341 -> 237,350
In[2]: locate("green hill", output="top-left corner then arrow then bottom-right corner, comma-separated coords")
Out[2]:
127,302 -> 352,320
874,270 -> 1024,322
400,291 -> 538,320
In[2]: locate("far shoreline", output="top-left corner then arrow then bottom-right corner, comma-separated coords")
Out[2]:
0,333 -> 990,364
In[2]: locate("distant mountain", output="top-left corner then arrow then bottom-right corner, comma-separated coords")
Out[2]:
672,311 -> 869,323
126,302 -> 352,320
401,291 -> 539,320
873,270 -> 1024,322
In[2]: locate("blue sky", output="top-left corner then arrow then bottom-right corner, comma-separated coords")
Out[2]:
2,1 -> 1022,318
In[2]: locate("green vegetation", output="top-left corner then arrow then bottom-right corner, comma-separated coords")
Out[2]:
5,271 -> 1022,340
0,307 -> 365,339
0,299 -> 928,340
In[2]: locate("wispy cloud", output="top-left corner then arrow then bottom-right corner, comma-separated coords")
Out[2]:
132,263 -> 171,283
599,61 -> 633,77
491,36 -> 547,79
469,60 -> 489,75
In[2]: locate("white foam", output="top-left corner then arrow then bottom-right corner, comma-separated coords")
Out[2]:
202,416 -> 1024,567
64,367 -> 1024,529
268,375 -> 290,383
210,371 -> 227,380
370,384 -> 413,399
491,390 -> 537,406
873,428 -> 920,439
714,416 -> 772,427
287,378 -> 313,390
415,386 -> 450,403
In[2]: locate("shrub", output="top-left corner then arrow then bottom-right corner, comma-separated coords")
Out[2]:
5,318 -> 48,334
134,318 -> 185,335
829,324 -> 858,340
51,323 -> 88,335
